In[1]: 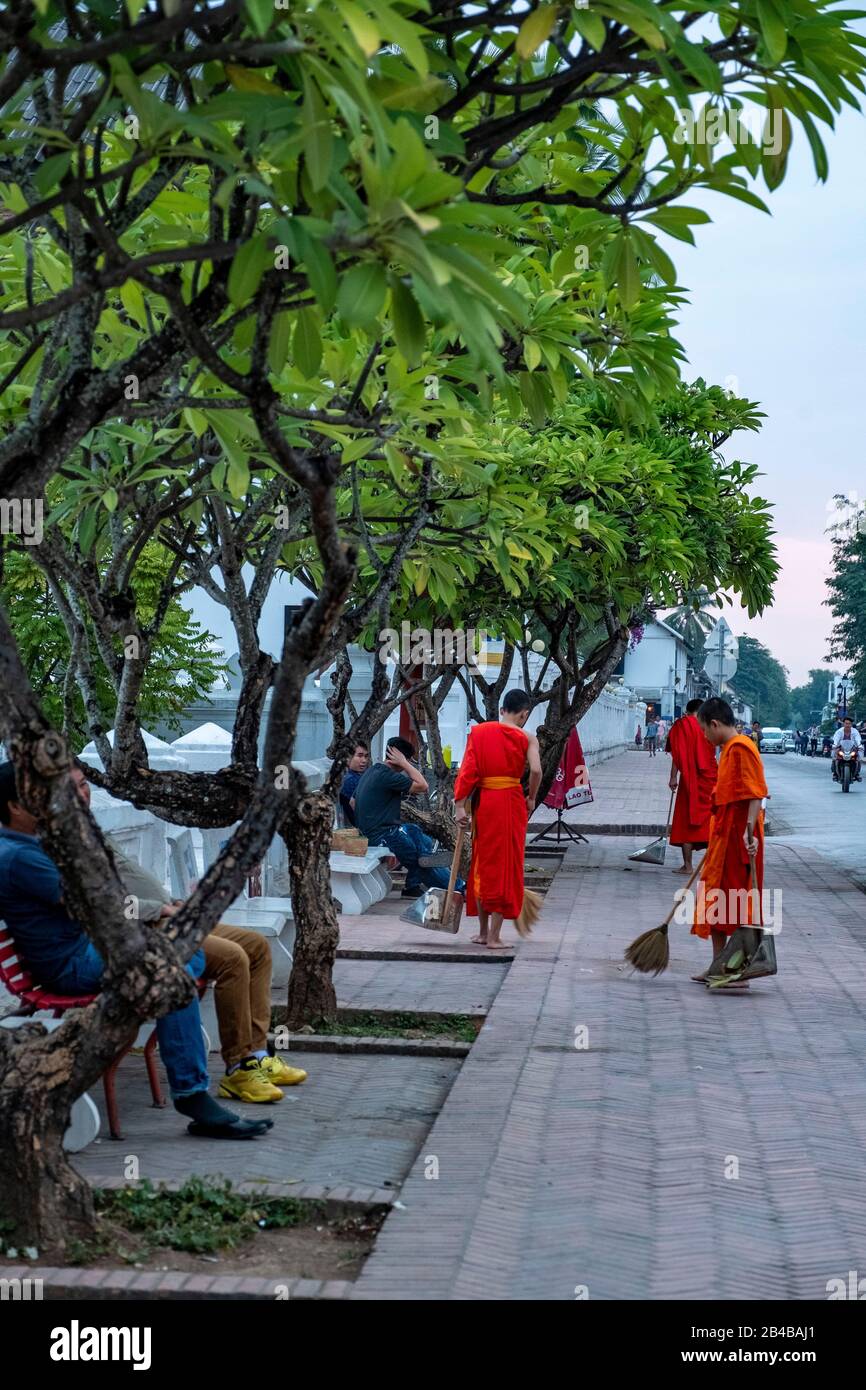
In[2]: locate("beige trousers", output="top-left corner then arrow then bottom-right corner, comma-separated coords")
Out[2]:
202,924 -> 272,1069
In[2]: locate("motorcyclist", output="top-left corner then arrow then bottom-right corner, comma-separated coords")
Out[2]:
831,717 -> 862,781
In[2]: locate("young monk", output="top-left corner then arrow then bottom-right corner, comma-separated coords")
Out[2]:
453,689 -> 542,949
668,697 -> 718,874
691,697 -> 768,982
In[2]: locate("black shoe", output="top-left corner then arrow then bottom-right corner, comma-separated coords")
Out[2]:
401,886 -> 424,899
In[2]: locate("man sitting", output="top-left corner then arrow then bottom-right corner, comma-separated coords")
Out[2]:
0,761 -> 270,1140
338,742 -> 370,827
68,766 -> 306,1103
354,737 -> 465,899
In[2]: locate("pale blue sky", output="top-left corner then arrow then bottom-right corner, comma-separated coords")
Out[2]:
667,87 -> 866,684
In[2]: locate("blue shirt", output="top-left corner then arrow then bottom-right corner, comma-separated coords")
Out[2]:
339,769 -> 362,826
0,828 -> 87,985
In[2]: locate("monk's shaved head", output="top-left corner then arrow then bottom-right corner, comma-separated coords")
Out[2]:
685,699 -> 704,714
697,697 -> 735,728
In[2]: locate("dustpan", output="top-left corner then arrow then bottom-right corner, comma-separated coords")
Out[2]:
628,788 -> 675,865
706,849 -> 778,986
400,824 -> 466,933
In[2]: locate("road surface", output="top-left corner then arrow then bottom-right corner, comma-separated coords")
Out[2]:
764,747 -> 866,885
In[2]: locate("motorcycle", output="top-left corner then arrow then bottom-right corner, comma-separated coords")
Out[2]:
834,746 -> 859,792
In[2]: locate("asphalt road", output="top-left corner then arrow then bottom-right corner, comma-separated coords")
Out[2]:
764,745 -> 866,885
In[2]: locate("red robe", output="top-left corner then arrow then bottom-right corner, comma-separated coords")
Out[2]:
453,721 -> 528,920
692,734 -> 768,939
668,713 -> 717,847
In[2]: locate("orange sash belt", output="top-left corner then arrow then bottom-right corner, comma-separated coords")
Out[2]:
479,776 -> 521,789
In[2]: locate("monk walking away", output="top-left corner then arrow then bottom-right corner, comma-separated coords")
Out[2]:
691,697 -> 768,981
453,689 -> 542,949
668,697 -> 718,875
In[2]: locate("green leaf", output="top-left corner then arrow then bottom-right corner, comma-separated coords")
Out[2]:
798,110 -> 829,182
337,261 -> 388,327
715,181 -> 771,214
227,235 -> 269,307
101,488 -> 118,513
268,311 -> 292,375
573,11 -> 607,52
643,205 -> 711,245
336,0 -> 381,56
516,6 -> 558,60
293,309 -> 323,378
289,222 -> 338,313
672,37 -> 723,94
302,77 -> 333,191
613,229 -> 641,310
226,456 -> 251,500
125,0 -> 148,19
523,336 -> 543,372
34,152 -> 71,196
245,0 -> 274,39
762,108 -> 792,190
389,276 -> 425,367
183,408 -> 207,438
756,0 -> 788,64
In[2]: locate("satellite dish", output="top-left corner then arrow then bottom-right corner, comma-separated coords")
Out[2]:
705,618 -> 738,683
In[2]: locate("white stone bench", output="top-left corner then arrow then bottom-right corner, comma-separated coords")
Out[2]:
329,846 -> 393,915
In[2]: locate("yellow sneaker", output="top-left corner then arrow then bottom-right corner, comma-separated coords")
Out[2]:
218,1059 -> 283,1103
258,1055 -> 307,1086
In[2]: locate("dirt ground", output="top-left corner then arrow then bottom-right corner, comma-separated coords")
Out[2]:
0,1214 -> 378,1282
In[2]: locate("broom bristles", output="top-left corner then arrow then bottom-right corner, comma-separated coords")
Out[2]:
624,924 -> 670,976
515,887 -> 543,937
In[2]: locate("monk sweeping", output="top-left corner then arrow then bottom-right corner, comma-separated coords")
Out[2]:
667,697 -> 718,875
453,689 -> 542,949
691,697 -> 768,982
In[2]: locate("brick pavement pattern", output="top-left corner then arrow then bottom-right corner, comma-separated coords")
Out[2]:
329,957 -> 507,1015
530,745 -> 674,833
73,1052 -> 461,1192
354,835 -> 866,1300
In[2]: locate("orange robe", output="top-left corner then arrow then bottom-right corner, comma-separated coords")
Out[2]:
453,722 -> 528,920
692,734 -> 768,939
668,713 -> 717,847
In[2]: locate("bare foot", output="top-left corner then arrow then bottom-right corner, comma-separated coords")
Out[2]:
470,934 -> 488,945
486,940 -> 511,950
691,972 -> 709,982
673,865 -> 691,874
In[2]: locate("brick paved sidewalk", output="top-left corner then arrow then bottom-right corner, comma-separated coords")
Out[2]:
354,835 -> 866,1300
530,746 -> 674,834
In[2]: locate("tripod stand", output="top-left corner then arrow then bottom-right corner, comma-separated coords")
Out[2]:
528,808 -> 588,846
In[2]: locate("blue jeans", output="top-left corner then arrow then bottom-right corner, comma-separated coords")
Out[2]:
374,823 -> 466,894
52,942 -> 210,1099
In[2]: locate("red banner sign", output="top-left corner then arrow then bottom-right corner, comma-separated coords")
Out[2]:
545,727 -> 594,810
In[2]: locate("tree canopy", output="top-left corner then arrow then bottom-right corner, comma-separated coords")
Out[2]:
729,633 -> 790,725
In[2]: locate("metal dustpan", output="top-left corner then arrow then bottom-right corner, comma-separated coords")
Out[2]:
628,788 -> 675,866
400,823 -> 466,934
400,885 -> 464,933
628,834 -> 669,865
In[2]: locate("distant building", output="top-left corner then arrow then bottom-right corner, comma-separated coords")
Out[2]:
620,619 -> 694,722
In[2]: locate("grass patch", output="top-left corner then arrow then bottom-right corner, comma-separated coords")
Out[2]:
67,1177 -> 329,1265
319,1011 -> 481,1043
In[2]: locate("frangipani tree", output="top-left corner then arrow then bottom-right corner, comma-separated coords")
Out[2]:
0,0 -> 857,1256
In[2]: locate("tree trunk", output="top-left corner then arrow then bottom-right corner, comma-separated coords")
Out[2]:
284,791 -> 339,1028
0,1027 -> 96,1257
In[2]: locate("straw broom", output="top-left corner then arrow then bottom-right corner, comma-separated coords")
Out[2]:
624,856 -> 704,975
515,887 -> 542,937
